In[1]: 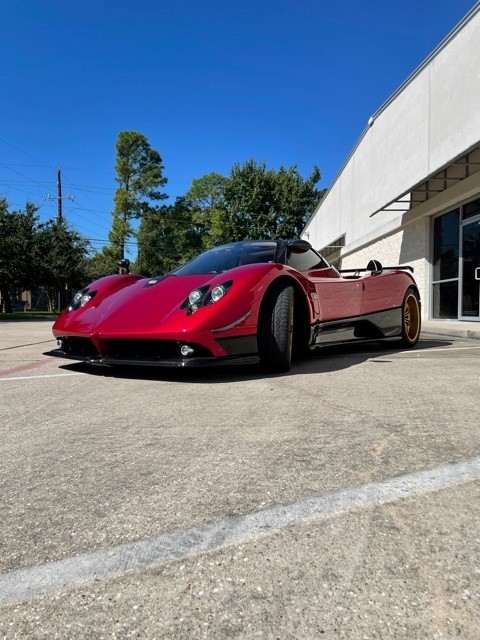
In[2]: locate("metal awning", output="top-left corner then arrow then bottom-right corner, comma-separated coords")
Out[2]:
370,144 -> 480,217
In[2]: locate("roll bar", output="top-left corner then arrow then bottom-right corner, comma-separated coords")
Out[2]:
339,265 -> 414,274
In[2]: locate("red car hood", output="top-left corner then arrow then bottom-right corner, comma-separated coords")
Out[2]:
55,274 -> 217,337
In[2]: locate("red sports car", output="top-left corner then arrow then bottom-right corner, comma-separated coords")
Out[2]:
49,239 -> 421,372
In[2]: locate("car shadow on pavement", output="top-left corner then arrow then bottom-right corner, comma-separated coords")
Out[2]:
54,336 -> 452,384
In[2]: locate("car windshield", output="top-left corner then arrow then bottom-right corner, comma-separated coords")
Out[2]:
174,242 -> 277,275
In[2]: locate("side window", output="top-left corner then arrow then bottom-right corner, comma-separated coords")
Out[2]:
287,248 -> 328,272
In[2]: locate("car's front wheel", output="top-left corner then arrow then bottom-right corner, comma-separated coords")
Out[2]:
399,287 -> 421,347
258,282 -> 294,372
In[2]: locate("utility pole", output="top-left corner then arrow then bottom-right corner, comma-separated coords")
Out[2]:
41,169 -> 75,313
57,168 -> 63,221
43,168 -> 74,218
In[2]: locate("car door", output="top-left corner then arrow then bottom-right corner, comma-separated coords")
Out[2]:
360,271 -> 402,316
287,249 -> 363,321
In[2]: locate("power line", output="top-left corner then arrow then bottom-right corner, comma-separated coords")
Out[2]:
51,165 -> 113,175
0,165 -> 113,227
88,238 -> 138,245
1,187 -> 110,234
0,137 -> 54,168
61,207 -> 111,232
61,170 -> 113,221
0,184 -> 44,199
0,138 -> 113,224
0,179 -> 56,185
0,163 -> 53,189
66,184 -> 116,193
0,140 -> 115,249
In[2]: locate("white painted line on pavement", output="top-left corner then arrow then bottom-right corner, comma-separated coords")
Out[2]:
0,373 -> 85,382
401,346 -> 480,354
0,340 -> 55,352
1,455 -> 479,606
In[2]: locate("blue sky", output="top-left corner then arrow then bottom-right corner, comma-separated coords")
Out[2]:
0,0 -> 477,258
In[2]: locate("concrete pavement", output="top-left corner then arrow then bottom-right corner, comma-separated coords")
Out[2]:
0,320 -> 479,639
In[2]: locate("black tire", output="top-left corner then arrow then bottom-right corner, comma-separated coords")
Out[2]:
398,287 -> 421,347
258,282 -> 294,372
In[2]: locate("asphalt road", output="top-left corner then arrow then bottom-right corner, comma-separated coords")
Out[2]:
1,320 -> 479,639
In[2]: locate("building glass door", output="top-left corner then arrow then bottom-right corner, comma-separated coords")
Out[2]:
432,209 -> 460,318
460,215 -> 480,320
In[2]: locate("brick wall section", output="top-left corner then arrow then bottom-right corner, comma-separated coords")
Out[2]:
339,217 -> 430,317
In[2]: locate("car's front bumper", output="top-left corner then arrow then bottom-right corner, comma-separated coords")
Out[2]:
45,348 -> 260,368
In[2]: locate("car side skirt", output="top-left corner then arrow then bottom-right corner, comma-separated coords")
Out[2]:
310,307 -> 403,348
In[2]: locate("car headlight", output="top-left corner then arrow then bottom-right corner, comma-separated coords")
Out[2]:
205,281 -> 232,305
68,288 -> 97,311
211,285 -> 226,302
182,281 -> 232,314
188,289 -> 203,306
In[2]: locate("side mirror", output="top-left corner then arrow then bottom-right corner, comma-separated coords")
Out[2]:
287,239 -> 312,254
367,259 -> 383,274
117,258 -> 131,274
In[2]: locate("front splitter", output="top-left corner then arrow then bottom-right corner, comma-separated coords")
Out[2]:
45,349 -> 259,368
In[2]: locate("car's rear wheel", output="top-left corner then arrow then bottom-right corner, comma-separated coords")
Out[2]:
399,287 -> 421,347
258,282 -> 294,372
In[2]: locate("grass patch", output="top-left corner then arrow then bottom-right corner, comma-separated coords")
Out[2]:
0,311 -> 58,321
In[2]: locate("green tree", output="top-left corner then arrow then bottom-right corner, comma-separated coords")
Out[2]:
184,172 -> 228,249
137,198 -> 203,275
220,160 -> 324,243
111,131 -> 168,261
0,199 -> 39,313
85,245 -> 121,281
36,219 -> 90,312
271,165 -> 324,237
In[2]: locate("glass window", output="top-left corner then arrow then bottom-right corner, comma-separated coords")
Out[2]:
321,235 -> 345,260
463,198 -> 480,221
174,242 -> 277,275
433,210 -> 460,281
287,248 -> 328,272
432,281 -> 458,319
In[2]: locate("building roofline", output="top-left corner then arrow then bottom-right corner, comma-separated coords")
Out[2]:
371,1 -> 480,121
303,1 -> 480,234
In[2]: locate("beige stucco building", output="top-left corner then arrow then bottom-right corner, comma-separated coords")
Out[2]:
302,2 -> 480,323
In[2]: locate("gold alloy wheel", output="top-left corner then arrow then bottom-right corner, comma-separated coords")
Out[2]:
404,292 -> 420,342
